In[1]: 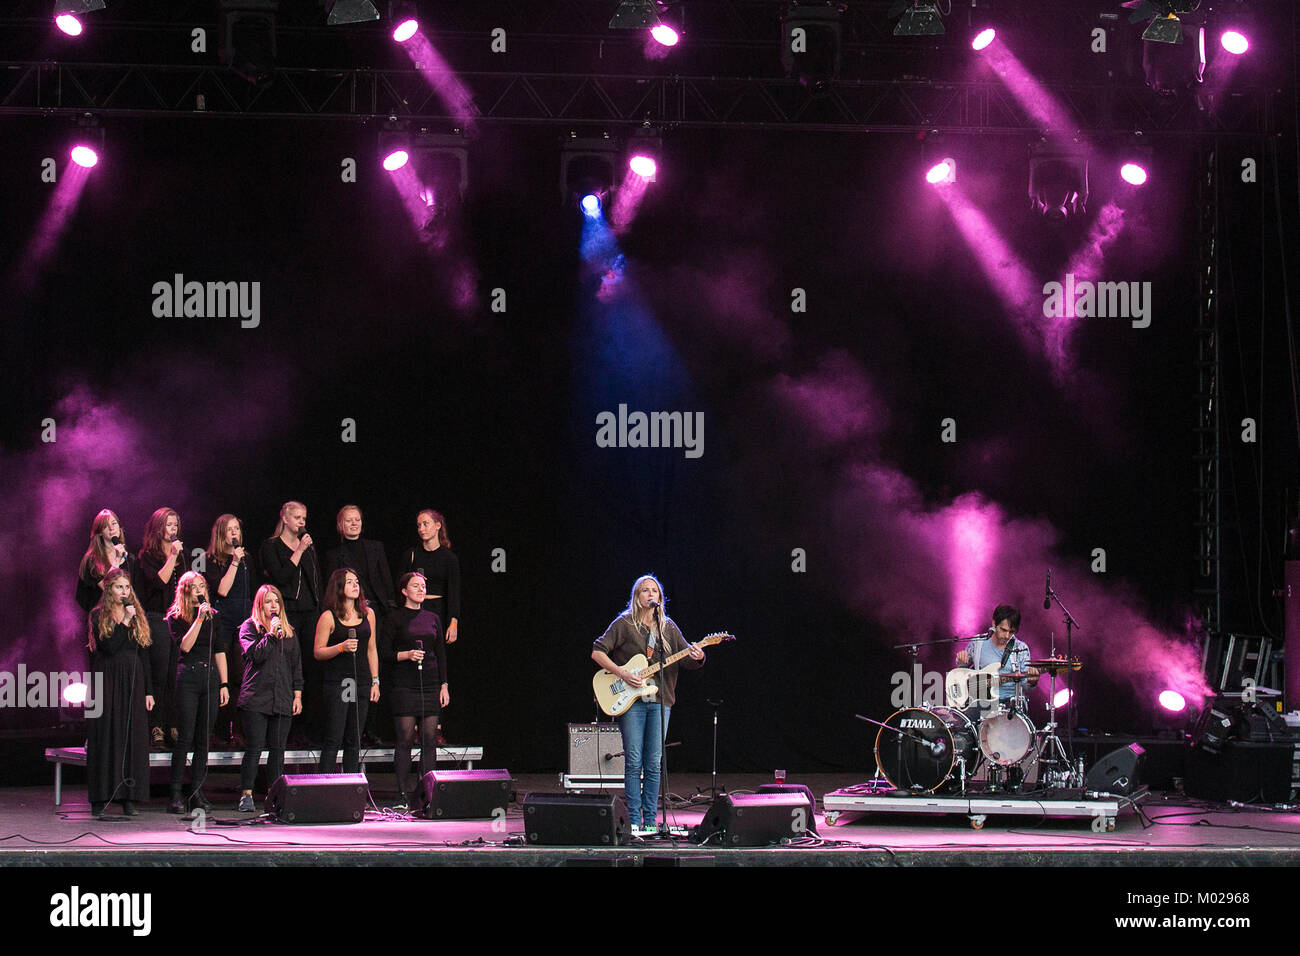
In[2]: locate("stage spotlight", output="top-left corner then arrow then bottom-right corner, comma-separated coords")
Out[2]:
629,155 -> 657,178
1158,689 -> 1186,712
925,157 -> 956,185
62,682 -> 88,706
1142,23 -> 1204,94
383,149 -> 409,171
560,133 -> 619,210
54,0 -> 105,34
1028,141 -> 1089,221
625,125 -> 662,180
891,1 -> 944,37
609,0 -> 660,30
1053,688 -> 1073,709
781,3 -> 843,90
1119,162 -> 1148,185
325,0 -> 378,25
392,17 -> 417,42
971,27 -> 996,51
1127,0 -> 1201,45
1220,30 -> 1248,55
581,194 -> 602,217
219,0 -> 278,85
70,144 -> 99,168
650,23 -> 679,46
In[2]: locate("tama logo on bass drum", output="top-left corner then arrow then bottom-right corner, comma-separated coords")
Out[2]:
899,718 -> 936,729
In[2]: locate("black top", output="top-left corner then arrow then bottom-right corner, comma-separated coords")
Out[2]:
259,536 -> 321,614
404,546 -> 461,623
237,618 -> 303,716
204,554 -> 254,621
324,538 -> 396,612
167,613 -> 228,665
89,617 -> 155,698
76,553 -> 138,615
380,606 -> 446,688
135,550 -> 180,616
319,609 -> 373,683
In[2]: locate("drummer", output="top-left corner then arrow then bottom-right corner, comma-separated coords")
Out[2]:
955,604 -> 1040,719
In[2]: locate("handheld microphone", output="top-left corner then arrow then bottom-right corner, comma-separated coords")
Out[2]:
271,615 -> 284,637
348,626 -> 356,651
414,639 -> 424,671
1044,569 -> 1052,610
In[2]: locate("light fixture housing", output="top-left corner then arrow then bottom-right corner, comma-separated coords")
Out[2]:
1029,141 -> 1090,221
325,0 -> 379,25
891,1 -> 944,37
609,0 -> 661,30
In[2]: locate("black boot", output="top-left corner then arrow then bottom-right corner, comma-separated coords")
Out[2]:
189,791 -> 214,811
121,800 -> 139,817
168,793 -> 186,814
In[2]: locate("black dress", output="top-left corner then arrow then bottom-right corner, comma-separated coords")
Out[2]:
379,607 -> 446,716
86,617 -> 153,804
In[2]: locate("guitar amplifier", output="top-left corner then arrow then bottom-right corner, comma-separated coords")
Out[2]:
266,773 -> 369,824
567,723 -> 625,776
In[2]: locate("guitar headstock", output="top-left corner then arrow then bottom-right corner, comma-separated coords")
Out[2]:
699,632 -> 735,647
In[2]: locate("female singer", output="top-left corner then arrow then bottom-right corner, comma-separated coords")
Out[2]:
135,507 -> 184,748
260,501 -> 321,741
76,509 -> 137,614
164,572 -> 229,814
314,568 -> 379,774
86,569 -> 154,819
236,586 -> 302,812
380,572 -> 448,809
403,510 -> 460,645
591,574 -> 704,830
205,515 -> 252,744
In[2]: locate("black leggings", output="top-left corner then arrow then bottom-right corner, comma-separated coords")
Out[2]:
240,710 -> 291,792
394,712 -> 439,796
170,662 -> 217,795
319,681 -> 370,774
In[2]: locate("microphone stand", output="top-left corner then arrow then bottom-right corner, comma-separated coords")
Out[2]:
1044,580 -> 1082,765
708,698 -> 723,800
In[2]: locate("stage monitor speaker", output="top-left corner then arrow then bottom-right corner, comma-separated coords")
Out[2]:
567,722 -> 625,776
523,792 -> 628,846
1085,743 -> 1145,796
267,773 -> 369,823
693,792 -> 814,847
756,783 -> 819,836
421,769 -> 512,820
1186,741 -> 1293,803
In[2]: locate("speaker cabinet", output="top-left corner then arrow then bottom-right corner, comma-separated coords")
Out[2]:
1186,741 -> 1294,803
1085,743 -> 1146,796
693,792 -> 814,847
420,769 -> 512,820
266,773 -> 369,823
523,792 -> 628,846
567,723 -> 625,776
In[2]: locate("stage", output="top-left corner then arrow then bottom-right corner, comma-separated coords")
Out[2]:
3,773 -> 1297,867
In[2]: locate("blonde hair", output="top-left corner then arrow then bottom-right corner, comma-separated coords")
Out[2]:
623,574 -> 667,635
273,501 -> 307,538
251,585 -> 294,638
166,570 -> 208,623
88,569 -> 151,651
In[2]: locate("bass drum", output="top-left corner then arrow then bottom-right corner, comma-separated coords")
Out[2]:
979,708 -> 1037,767
875,706 -> 979,793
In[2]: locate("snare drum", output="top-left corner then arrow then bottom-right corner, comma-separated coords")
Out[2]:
978,707 -> 1037,766
875,706 -> 979,793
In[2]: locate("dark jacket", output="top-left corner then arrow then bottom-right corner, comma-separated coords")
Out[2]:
237,618 -> 303,716
324,538 -> 396,612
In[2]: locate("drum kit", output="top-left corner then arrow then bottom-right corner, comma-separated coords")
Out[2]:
863,636 -> 1084,795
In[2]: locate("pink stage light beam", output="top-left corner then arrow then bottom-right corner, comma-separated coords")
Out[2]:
399,30 -> 479,130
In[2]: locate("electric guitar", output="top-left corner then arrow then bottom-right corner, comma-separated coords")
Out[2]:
593,632 -> 734,717
946,658 -> 1082,708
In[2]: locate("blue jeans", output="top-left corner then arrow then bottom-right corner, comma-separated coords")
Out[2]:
619,699 -> 670,826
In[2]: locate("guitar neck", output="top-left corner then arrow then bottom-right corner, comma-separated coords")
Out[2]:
640,634 -> 728,677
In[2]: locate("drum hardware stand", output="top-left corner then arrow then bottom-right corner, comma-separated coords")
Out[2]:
1043,575 -> 1083,762
1035,632 -> 1082,789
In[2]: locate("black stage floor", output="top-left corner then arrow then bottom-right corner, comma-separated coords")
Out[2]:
3,772 -> 1298,867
